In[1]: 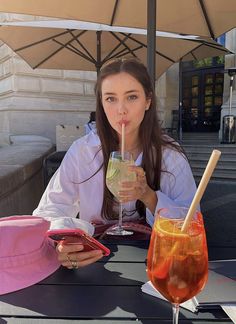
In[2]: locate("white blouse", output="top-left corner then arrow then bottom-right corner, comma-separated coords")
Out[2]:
33,132 -> 197,228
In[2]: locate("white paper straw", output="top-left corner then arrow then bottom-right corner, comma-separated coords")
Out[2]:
121,123 -> 125,160
181,149 -> 221,232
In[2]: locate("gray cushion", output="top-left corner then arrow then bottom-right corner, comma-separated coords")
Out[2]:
0,132 -> 12,146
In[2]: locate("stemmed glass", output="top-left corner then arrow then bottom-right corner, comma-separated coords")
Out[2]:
106,151 -> 136,235
147,207 -> 208,324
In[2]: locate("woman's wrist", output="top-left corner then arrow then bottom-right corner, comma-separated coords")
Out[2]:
141,186 -> 157,214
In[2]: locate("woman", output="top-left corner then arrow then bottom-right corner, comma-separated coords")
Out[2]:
33,58 -> 197,269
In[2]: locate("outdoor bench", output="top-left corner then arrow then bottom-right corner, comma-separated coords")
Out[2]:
0,134 -> 54,217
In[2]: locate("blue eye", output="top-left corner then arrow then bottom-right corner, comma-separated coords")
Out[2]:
128,95 -> 138,101
105,96 -> 116,102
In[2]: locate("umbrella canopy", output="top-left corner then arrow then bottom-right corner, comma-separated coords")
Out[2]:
0,0 -> 235,84
0,20 -> 231,79
0,0 -> 235,38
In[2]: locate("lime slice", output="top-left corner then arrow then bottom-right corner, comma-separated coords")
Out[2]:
106,162 -> 119,180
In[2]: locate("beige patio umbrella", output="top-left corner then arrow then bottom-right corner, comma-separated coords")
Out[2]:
0,0 -> 235,84
0,20 -> 231,79
0,0 -> 235,38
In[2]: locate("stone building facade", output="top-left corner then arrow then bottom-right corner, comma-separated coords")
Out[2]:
0,42 -> 98,143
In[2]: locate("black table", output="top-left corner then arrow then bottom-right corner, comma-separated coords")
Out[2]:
0,241 -> 234,323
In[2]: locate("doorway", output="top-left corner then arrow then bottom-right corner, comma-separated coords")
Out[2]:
182,59 -> 224,132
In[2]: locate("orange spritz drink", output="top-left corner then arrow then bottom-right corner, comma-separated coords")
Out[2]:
147,207 -> 208,323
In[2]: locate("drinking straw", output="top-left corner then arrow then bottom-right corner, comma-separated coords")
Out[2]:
181,149 -> 221,232
121,123 -> 125,160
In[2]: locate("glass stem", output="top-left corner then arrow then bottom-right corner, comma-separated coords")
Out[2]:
172,303 -> 180,324
118,202 -> 123,229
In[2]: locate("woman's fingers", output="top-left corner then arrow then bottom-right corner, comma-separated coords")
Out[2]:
56,242 -> 103,269
128,166 -> 146,179
118,166 -> 147,202
56,242 -> 84,254
68,249 -> 103,262
73,252 -> 103,268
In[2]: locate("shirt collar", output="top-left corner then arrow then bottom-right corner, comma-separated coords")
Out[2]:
84,133 -> 143,165
84,132 -> 101,147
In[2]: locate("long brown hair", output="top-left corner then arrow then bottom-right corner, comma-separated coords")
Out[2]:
94,58 -> 181,220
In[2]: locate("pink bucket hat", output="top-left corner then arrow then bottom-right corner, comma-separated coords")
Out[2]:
0,215 -> 61,295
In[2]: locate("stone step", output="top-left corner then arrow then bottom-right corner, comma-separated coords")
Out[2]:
182,132 -> 219,138
182,145 -> 236,154
185,152 -> 236,161
181,132 -> 223,145
192,164 -> 236,173
180,133 -> 236,182
192,169 -> 236,182
182,140 -> 220,144
172,132 -> 236,182
182,136 -> 219,141
190,161 -> 236,170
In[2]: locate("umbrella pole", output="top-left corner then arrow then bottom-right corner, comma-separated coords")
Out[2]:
229,75 -> 234,116
179,59 -> 183,143
96,30 -> 102,75
147,0 -> 156,86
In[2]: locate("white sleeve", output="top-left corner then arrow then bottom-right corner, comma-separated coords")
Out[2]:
33,144 -> 80,221
146,148 -> 197,227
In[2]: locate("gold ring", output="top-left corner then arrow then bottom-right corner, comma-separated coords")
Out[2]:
67,254 -> 78,269
71,260 -> 79,269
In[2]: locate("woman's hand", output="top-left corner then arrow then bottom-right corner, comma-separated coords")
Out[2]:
118,166 -> 147,202
118,166 -> 157,214
56,242 -> 103,269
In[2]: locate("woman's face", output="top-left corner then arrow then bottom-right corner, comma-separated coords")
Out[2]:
101,72 -> 151,139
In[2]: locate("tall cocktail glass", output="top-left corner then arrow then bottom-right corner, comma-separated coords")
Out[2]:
106,151 -> 136,235
147,207 -> 208,324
